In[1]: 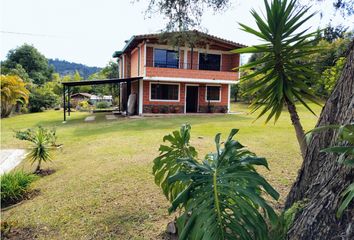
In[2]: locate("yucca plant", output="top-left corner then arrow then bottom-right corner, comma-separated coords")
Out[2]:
233,0 -> 322,157
153,124 -> 279,239
27,127 -> 54,173
306,123 -> 354,217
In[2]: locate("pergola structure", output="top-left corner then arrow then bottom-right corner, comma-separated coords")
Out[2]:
61,77 -> 142,122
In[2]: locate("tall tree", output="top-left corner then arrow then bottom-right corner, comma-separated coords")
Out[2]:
285,40 -> 354,239
2,44 -> 53,85
232,0 -> 321,157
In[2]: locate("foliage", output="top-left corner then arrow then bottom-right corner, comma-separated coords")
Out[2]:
1,44 -> 53,85
28,85 -> 60,112
233,0 -> 321,122
15,126 -> 57,172
96,101 -> 109,109
78,100 -> 90,110
323,24 -> 349,42
145,0 -> 230,32
0,171 -> 37,205
15,126 -> 58,146
316,57 -> 346,98
269,200 -> 308,240
153,124 -> 279,239
0,75 -> 29,118
306,123 -> 354,217
48,58 -> 101,79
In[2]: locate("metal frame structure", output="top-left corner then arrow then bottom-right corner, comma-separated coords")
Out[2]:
61,77 -> 142,122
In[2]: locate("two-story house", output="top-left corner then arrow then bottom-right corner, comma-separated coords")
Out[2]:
113,30 -> 244,115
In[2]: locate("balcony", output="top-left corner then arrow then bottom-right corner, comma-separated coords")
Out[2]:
145,60 -> 238,81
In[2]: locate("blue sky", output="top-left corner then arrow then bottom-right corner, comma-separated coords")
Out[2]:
1,0 -> 352,67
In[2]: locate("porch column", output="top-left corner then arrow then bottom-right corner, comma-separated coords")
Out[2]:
138,79 -> 143,115
63,85 -> 66,122
67,86 -> 71,116
228,84 -> 231,113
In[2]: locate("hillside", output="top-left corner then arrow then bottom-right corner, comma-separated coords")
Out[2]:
48,59 -> 101,79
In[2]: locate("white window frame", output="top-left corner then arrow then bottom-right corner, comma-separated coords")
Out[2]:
184,84 -> 200,114
149,82 -> 180,102
205,84 -> 222,103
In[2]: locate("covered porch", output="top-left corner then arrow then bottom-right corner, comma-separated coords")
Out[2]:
61,77 -> 142,122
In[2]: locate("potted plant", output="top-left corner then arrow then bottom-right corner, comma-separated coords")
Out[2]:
152,105 -> 159,113
172,106 -> 180,113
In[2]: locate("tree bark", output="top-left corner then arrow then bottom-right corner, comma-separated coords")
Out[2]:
285,40 -> 354,239
286,98 -> 307,157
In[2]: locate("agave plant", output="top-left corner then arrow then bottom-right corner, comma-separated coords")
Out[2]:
153,124 -> 279,239
306,123 -> 354,217
233,0 -> 322,157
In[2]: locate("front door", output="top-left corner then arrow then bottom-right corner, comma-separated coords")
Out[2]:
186,86 -> 199,113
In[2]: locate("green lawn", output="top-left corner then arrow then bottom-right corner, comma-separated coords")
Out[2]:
1,102 -> 321,239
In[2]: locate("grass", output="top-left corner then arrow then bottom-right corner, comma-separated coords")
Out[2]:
1,102 -> 322,239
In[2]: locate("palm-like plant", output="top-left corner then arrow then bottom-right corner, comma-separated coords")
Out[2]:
233,0 -> 321,157
153,124 -> 279,239
25,127 -> 53,173
0,75 -> 29,118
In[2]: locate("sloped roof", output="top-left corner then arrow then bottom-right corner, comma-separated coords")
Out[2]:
113,30 -> 246,58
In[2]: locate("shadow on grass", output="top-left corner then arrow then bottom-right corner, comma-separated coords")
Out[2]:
69,114 -> 250,138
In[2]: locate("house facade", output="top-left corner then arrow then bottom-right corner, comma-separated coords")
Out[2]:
113,31 -> 244,114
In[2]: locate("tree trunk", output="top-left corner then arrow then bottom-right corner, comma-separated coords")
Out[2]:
286,98 -> 307,157
285,40 -> 354,239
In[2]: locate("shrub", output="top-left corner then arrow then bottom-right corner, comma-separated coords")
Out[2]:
153,124 -> 279,239
78,100 -> 90,110
0,75 -> 29,118
0,171 -> 37,205
96,101 -> 109,109
15,126 -> 57,173
28,86 -> 59,112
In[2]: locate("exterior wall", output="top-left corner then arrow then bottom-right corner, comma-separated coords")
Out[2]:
140,43 -> 145,76
145,67 -> 237,80
130,48 -> 139,77
221,54 -> 240,72
187,50 -> 199,70
142,80 -> 229,113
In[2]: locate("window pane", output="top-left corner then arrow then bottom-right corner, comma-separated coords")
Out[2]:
199,53 -> 221,71
154,49 -> 179,68
154,49 -> 166,67
151,84 -> 179,100
207,86 -> 220,101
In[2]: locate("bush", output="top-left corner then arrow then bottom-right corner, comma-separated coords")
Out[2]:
28,86 -> 60,112
78,100 -> 90,110
96,101 -> 109,109
0,171 -> 37,205
153,124 -> 279,239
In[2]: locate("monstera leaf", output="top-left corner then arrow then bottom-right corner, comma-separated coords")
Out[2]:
153,124 -> 279,239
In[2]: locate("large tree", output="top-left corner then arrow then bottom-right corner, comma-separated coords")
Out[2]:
2,44 -> 53,85
284,40 -> 354,239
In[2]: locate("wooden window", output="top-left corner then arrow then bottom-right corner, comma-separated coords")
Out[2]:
206,86 -> 221,101
199,53 -> 221,71
150,83 -> 179,101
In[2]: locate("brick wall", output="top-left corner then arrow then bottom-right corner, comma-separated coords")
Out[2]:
145,67 -> 237,80
221,54 -> 240,72
142,81 -> 229,113
187,50 -> 199,70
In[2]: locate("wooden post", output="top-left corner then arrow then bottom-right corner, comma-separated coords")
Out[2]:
67,86 -> 71,116
190,47 -> 194,69
63,85 -> 66,122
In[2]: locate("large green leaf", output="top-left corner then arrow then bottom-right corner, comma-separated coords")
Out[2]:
153,125 -> 279,239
